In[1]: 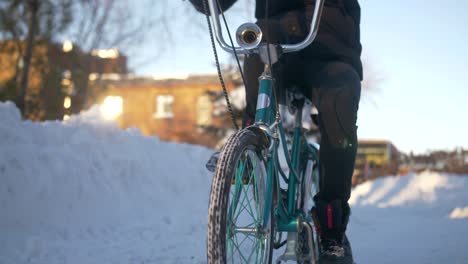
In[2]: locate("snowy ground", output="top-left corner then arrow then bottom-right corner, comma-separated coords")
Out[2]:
348,172 -> 468,264
1,101 -> 467,264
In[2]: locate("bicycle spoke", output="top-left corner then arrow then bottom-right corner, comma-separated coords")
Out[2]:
231,233 -> 250,263
260,240 -> 266,264
246,239 -> 258,263
244,231 -> 258,241
249,151 -> 266,224
227,235 -> 234,264
232,189 -> 259,235
235,232 -> 262,264
254,241 -> 261,263
228,160 -> 246,223
244,152 -> 263,221
232,154 -> 262,227
241,184 -> 258,223
232,183 -> 254,222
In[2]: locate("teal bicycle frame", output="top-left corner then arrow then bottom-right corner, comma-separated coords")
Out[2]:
254,68 -> 319,234
205,0 -> 325,260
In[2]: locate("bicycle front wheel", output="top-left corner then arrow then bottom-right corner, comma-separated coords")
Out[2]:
207,129 -> 274,264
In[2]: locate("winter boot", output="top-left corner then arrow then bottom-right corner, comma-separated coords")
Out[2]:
314,199 -> 354,264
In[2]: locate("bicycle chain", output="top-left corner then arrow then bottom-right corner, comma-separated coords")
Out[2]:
202,0 -> 239,130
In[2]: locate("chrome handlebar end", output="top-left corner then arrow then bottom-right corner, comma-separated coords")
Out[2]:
236,23 -> 263,50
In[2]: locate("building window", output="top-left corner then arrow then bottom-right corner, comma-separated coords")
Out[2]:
154,95 -> 174,119
197,95 -> 213,126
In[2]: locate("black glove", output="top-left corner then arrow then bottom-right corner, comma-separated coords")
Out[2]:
188,0 -> 238,15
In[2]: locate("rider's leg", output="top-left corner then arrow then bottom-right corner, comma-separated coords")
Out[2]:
313,61 -> 361,202
304,61 -> 361,258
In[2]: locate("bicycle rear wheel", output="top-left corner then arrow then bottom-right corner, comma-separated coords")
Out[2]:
207,129 -> 274,264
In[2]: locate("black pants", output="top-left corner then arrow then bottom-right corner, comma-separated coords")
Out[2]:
243,53 -> 361,205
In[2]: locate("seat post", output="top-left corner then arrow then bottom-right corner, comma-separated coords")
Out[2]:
293,98 -> 305,129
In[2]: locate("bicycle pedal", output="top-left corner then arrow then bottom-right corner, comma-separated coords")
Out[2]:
205,151 -> 220,172
276,232 -> 299,263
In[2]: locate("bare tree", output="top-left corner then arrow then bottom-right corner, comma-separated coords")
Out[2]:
0,0 -> 73,117
361,55 -> 385,105
57,0 -> 176,110
1,0 -> 175,118
66,0 -> 172,68
18,0 -> 39,113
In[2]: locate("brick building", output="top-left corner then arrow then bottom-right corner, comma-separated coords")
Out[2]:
94,74 -> 240,148
0,39 -> 127,120
353,139 -> 401,185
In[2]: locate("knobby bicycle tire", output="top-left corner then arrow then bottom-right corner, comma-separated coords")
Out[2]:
207,129 -> 274,264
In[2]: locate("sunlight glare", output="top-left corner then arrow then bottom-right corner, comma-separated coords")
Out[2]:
63,96 -> 71,109
100,96 -> 123,120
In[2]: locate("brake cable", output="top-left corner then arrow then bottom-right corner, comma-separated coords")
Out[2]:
202,0 -> 240,130
202,0 -> 281,130
264,0 -> 282,123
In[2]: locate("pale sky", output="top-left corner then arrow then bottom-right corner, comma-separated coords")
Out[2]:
131,0 -> 468,154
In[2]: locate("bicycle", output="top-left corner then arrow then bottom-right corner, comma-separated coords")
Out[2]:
204,0 -> 325,263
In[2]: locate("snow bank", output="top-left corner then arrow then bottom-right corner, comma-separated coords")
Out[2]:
349,171 -> 468,210
348,171 -> 468,264
1,101 -> 467,264
450,206 -> 468,219
0,102 -> 213,264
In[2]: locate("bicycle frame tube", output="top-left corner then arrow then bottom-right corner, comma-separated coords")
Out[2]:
255,72 -> 277,125
253,70 -> 308,232
257,70 -> 276,229
287,107 -> 304,215
263,150 -> 276,229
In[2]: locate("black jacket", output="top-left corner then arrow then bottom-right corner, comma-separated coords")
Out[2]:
189,0 -> 363,80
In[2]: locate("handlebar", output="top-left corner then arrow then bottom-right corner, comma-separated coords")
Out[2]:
206,0 -> 324,54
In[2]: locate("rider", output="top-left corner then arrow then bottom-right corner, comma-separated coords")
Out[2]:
189,0 -> 362,263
